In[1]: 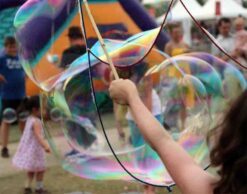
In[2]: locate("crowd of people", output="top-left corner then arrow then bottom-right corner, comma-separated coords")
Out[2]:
0,36 -> 50,194
0,14 -> 246,194
212,16 -> 247,68
167,16 -> 247,69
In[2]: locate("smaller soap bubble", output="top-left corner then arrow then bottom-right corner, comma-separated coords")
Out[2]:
18,111 -> 30,122
50,107 -> 63,122
2,108 -> 17,124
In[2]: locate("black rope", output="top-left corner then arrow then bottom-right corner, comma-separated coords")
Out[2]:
76,0 -> 213,189
77,0 -> 176,188
179,0 -> 247,70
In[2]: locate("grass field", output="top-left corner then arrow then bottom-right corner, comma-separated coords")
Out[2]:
1,122 -> 182,194
2,113 -> 214,194
1,119 -> 182,194
0,166 -> 181,194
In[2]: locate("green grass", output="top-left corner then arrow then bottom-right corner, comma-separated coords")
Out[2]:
0,166 -> 181,194
6,119 -> 181,194
8,124 -> 22,143
5,114 -> 214,194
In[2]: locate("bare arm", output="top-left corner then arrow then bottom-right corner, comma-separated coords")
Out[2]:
165,43 -> 172,56
141,76 -> 152,111
33,119 -> 50,153
183,42 -> 191,53
0,74 -> 6,83
109,79 -> 216,194
113,102 -> 125,139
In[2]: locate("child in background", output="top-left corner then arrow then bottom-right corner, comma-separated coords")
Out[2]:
0,36 -> 26,158
233,30 -> 247,64
12,96 -> 50,194
165,23 -> 190,57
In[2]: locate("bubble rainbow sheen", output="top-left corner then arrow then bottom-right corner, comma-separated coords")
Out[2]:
14,0 -> 77,90
184,53 -> 247,113
185,52 -> 247,92
15,0 -> 245,186
41,48 -> 215,187
14,0 -> 162,91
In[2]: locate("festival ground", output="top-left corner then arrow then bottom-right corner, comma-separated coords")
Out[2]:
0,125 -> 181,194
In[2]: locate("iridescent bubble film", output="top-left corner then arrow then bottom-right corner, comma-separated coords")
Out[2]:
14,0 -> 168,91
40,46 -> 213,187
14,0 -> 77,90
18,111 -> 30,122
14,0 -> 246,188
2,108 -> 17,124
184,52 -> 247,116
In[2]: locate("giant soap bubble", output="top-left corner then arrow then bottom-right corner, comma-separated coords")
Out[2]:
2,108 -> 17,124
14,0 -> 170,91
184,52 -> 247,116
14,0 -> 243,189
40,46 -> 213,188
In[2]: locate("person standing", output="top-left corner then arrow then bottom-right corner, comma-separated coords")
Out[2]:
0,36 -> 26,158
13,96 -> 50,194
232,16 -> 247,66
211,18 -> 235,61
165,23 -> 190,57
60,26 -> 86,68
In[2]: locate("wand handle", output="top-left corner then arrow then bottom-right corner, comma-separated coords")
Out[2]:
83,0 -> 119,80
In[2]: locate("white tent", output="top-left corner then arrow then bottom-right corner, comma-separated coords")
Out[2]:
142,0 -> 170,5
156,0 -> 203,46
156,0 -> 203,23
198,0 -> 247,20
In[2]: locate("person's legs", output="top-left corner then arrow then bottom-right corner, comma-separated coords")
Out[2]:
128,120 -> 145,147
25,171 -> 34,190
1,99 -> 24,157
35,171 -> 49,194
18,120 -> 25,134
1,121 -> 10,157
36,171 -> 44,189
144,185 -> 156,194
23,172 -> 34,194
17,98 -> 27,133
179,105 -> 187,131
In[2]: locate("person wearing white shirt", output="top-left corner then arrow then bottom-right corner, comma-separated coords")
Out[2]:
211,17 -> 235,62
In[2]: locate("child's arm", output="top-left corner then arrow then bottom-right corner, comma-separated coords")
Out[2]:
113,102 -> 125,140
141,76 -> 152,111
165,42 -> 172,56
183,42 -> 191,53
33,120 -> 50,153
109,79 -> 216,194
0,74 -> 6,83
0,58 -> 6,83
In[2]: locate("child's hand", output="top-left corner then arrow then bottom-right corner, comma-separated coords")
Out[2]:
109,79 -> 138,105
0,74 -> 6,83
44,145 -> 51,153
119,131 -> 125,140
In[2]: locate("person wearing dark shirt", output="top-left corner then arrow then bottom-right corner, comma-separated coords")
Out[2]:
60,26 -> 86,68
0,36 -> 26,158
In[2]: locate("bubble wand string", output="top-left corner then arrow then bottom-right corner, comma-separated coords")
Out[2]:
76,0 -> 210,190
179,0 -> 246,70
77,0 -> 175,189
